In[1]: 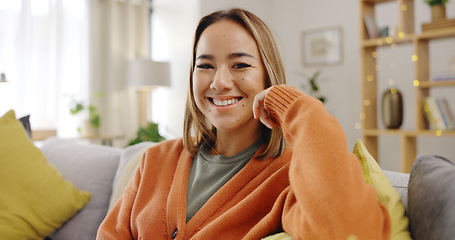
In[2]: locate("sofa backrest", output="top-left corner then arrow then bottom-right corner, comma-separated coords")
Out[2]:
41,138 -> 122,240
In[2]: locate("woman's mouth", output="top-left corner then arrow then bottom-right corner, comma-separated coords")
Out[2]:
209,97 -> 242,107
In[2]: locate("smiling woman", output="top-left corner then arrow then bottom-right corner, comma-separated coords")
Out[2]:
185,9 -> 287,160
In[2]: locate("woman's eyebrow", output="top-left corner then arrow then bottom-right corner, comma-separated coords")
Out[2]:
196,54 -> 214,60
230,52 -> 254,59
196,52 -> 255,61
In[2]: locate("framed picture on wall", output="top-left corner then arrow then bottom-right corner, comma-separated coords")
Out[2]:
301,27 -> 342,66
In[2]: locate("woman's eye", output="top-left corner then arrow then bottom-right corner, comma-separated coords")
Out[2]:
196,64 -> 213,69
233,63 -> 251,69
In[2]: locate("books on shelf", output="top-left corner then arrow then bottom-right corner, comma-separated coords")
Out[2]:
432,72 -> 455,82
422,97 -> 455,131
363,15 -> 380,39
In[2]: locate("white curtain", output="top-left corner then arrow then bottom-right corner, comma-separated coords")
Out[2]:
0,0 -> 150,142
88,0 -> 150,142
0,0 -> 89,137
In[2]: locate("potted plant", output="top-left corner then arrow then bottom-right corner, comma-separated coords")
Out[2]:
70,100 -> 101,137
425,0 -> 449,20
296,70 -> 326,104
127,122 -> 165,146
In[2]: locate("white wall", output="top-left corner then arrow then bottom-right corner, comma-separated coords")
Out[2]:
150,0 -> 200,138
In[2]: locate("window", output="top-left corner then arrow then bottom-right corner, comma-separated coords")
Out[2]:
0,0 -> 89,136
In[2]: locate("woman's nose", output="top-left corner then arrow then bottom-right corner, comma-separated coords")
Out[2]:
210,66 -> 234,91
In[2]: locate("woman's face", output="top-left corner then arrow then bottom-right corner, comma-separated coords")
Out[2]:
192,19 -> 266,136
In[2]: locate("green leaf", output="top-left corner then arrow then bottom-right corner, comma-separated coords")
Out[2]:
127,122 -> 166,147
70,103 -> 84,115
425,0 -> 448,5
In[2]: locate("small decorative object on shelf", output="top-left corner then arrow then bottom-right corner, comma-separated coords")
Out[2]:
424,0 -> 449,21
421,0 -> 454,32
363,15 -> 381,39
382,87 -> 403,129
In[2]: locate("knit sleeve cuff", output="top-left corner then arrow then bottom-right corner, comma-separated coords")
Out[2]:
264,85 -> 303,127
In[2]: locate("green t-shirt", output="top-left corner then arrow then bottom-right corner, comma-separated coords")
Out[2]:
186,141 -> 262,222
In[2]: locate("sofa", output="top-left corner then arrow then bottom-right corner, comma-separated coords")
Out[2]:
42,138 -> 413,239
1,107 -> 454,240
39,138 -> 455,240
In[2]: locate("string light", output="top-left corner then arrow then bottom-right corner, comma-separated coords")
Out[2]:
401,4 -> 408,11
412,55 -> 418,62
385,37 -> 393,44
413,80 -> 420,87
364,99 -> 371,106
367,75 -> 374,82
355,123 -> 362,130
388,78 -> 395,85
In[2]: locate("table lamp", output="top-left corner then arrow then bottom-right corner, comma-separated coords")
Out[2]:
127,59 -> 170,127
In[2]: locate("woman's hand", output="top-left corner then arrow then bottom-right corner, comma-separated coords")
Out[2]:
253,86 -> 276,129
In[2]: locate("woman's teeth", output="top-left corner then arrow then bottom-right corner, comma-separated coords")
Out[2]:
213,98 -> 239,106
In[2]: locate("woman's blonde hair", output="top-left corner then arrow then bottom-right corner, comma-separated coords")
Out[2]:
183,8 -> 286,159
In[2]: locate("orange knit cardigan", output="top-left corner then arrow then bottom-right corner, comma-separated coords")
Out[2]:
97,86 -> 390,239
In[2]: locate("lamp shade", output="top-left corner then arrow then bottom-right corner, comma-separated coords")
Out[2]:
127,60 -> 170,90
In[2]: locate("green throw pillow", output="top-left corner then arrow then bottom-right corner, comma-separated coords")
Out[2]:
0,110 -> 91,239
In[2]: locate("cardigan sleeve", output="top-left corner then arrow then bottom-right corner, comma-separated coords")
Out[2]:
264,85 -> 391,240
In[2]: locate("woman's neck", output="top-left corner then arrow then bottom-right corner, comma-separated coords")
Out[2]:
214,124 -> 263,157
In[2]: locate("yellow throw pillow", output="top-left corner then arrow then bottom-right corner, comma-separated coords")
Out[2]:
353,140 -> 411,240
0,110 -> 91,239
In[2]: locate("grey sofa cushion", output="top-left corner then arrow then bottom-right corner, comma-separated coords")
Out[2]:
40,138 -> 122,240
408,155 -> 455,240
384,170 -> 410,211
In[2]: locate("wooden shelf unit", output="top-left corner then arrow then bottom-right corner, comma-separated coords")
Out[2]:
359,0 -> 455,173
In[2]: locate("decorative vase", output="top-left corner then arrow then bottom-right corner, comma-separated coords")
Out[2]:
431,4 -> 446,21
382,88 -> 403,129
